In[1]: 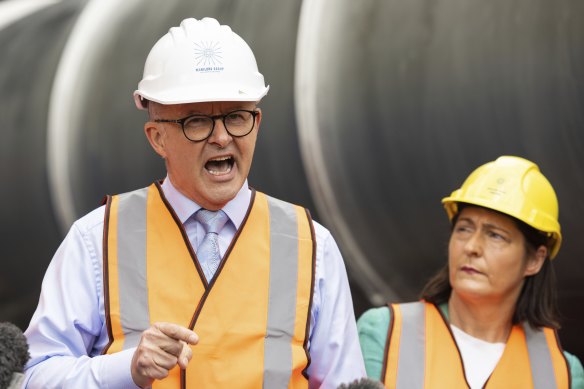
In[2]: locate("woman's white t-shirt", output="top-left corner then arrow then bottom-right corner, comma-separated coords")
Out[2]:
451,325 -> 506,389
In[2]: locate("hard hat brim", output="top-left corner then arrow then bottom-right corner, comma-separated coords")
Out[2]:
442,196 -> 562,259
133,85 -> 270,110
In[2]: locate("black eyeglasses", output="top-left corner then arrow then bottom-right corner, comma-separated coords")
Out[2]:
155,109 -> 259,142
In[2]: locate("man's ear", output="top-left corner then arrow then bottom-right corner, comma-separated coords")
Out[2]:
524,245 -> 547,277
254,107 -> 262,134
144,121 -> 167,159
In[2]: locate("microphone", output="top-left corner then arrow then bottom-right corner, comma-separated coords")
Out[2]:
0,322 -> 30,389
337,377 -> 385,389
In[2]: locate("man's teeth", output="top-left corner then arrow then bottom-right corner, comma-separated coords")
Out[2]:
206,156 -> 233,175
208,166 -> 232,175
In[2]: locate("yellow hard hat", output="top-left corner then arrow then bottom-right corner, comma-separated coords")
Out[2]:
442,156 -> 561,259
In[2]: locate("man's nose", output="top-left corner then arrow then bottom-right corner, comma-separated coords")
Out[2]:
207,118 -> 232,146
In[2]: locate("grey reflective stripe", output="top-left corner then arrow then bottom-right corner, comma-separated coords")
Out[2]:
116,187 -> 151,350
263,196 -> 300,389
396,302 -> 426,389
524,324 -> 558,389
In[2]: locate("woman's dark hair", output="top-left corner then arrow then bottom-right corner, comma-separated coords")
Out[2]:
420,204 -> 561,329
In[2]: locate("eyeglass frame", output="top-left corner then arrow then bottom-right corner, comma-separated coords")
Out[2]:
154,109 -> 260,142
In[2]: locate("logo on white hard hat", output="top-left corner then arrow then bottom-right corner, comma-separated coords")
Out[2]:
194,41 -> 224,73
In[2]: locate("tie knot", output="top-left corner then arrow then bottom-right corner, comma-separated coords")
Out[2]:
194,209 -> 229,234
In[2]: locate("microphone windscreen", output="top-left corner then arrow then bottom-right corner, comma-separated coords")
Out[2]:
0,322 -> 30,389
337,377 -> 386,389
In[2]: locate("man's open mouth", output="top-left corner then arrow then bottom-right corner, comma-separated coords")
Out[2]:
205,156 -> 234,175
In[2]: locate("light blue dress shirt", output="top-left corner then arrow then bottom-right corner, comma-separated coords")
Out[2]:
23,178 -> 366,389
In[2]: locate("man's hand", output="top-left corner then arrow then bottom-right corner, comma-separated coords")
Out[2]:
131,322 -> 199,388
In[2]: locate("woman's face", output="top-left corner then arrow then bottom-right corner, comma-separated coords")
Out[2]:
448,206 -> 545,304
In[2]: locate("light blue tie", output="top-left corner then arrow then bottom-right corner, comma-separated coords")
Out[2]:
194,209 -> 229,281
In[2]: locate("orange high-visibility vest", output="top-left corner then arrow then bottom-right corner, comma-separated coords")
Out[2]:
102,183 -> 315,389
382,301 -> 570,389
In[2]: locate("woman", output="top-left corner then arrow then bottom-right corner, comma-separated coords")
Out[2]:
358,156 -> 584,388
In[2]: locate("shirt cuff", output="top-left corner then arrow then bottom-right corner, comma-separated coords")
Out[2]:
101,347 -> 142,389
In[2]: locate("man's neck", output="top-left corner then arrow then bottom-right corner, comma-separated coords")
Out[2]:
161,176 -> 251,229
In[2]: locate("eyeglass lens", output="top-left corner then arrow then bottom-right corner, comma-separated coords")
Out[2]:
183,110 -> 255,141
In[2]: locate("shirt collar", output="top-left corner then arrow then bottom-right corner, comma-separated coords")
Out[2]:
160,176 -> 251,229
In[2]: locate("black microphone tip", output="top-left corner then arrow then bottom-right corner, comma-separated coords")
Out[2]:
0,322 -> 30,389
337,377 -> 385,389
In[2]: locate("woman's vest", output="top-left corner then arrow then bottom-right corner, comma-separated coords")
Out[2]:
382,301 -> 570,389
101,183 -> 315,389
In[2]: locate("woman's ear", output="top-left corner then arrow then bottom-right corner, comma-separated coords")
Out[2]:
524,245 -> 547,277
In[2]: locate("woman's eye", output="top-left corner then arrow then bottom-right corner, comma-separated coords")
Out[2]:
488,231 -> 505,240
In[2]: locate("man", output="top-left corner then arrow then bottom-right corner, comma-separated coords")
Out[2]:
23,17 -> 365,388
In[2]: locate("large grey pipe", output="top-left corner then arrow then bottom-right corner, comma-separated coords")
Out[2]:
47,0 -> 142,234
294,0 -> 584,359
0,0 -> 87,327
295,0 -> 398,306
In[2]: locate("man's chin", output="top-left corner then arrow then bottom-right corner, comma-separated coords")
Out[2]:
199,185 -> 241,209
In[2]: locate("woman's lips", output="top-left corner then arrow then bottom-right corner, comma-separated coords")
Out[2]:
461,265 -> 482,275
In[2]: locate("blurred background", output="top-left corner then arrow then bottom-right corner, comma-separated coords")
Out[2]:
0,0 -> 582,361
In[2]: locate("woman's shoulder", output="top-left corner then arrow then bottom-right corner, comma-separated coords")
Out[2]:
357,301 -> 437,329
357,306 -> 392,380
563,351 -> 584,388
358,306 -> 391,328
357,306 -> 392,350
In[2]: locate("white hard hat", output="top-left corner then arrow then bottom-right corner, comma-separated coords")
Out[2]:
134,17 -> 269,110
